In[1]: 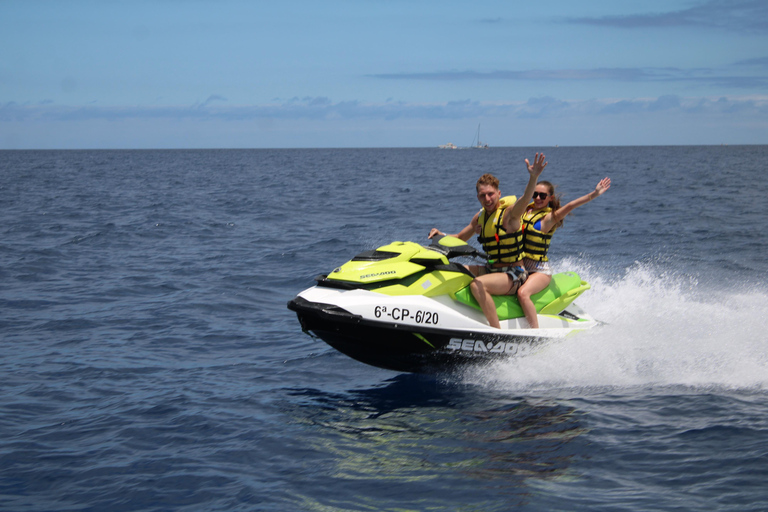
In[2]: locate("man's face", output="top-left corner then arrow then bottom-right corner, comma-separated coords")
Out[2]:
476,184 -> 501,212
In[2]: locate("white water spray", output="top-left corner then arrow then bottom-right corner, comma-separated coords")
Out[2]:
467,259 -> 768,393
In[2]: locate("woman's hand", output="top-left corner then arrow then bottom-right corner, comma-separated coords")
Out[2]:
594,177 -> 611,197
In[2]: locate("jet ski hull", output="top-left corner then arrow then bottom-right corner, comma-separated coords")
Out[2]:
288,290 -> 593,373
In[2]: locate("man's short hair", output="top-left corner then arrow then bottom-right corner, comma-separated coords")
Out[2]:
476,173 -> 499,191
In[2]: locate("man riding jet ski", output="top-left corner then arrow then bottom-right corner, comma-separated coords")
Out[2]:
288,154 -> 600,373
427,153 -> 547,330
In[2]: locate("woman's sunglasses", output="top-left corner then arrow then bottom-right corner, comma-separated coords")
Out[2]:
532,192 -> 549,200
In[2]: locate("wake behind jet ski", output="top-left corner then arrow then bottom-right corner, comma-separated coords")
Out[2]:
288,236 -> 597,373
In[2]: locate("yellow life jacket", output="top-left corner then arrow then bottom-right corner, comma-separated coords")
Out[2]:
477,196 -> 524,264
522,205 -> 556,261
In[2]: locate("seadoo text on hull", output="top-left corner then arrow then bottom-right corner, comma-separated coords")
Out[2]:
287,236 -> 597,373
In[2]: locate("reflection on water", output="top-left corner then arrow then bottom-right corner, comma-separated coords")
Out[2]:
282,374 -> 588,511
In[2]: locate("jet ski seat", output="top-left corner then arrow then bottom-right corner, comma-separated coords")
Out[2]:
453,271 -> 590,320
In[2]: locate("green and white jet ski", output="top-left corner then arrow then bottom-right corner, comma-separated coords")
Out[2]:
287,236 -> 597,373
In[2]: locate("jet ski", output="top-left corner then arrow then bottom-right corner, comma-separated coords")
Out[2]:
287,236 -> 597,373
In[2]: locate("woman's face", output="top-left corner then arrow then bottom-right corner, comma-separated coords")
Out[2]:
532,184 -> 551,209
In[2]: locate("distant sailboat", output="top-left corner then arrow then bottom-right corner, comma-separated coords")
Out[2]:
471,123 -> 489,149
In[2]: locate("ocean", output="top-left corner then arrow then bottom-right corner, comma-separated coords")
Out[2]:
1,146 -> 767,511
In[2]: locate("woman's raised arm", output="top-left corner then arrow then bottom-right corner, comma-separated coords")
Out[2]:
543,177 -> 611,232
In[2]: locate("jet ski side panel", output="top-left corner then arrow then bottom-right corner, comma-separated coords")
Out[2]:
287,289 -> 594,373
288,296 -> 546,373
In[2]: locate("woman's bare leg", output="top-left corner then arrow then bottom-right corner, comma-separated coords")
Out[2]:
516,273 -> 552,328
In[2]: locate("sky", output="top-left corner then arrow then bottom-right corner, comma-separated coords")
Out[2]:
1,0 -> 767,149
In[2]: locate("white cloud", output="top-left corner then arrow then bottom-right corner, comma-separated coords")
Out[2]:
566,0 -> 768,33
2,95 -> 767,123
2,94 -> 766,148
371,66 -> 768,90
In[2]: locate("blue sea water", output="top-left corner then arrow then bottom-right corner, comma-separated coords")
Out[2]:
1,146 -> 767,511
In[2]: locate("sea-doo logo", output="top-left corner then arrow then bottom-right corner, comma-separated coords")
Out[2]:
360,270 -> 396,279
447,337 -> 533,356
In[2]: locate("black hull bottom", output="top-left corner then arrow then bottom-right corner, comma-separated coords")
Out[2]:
288,297 -> 543,373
